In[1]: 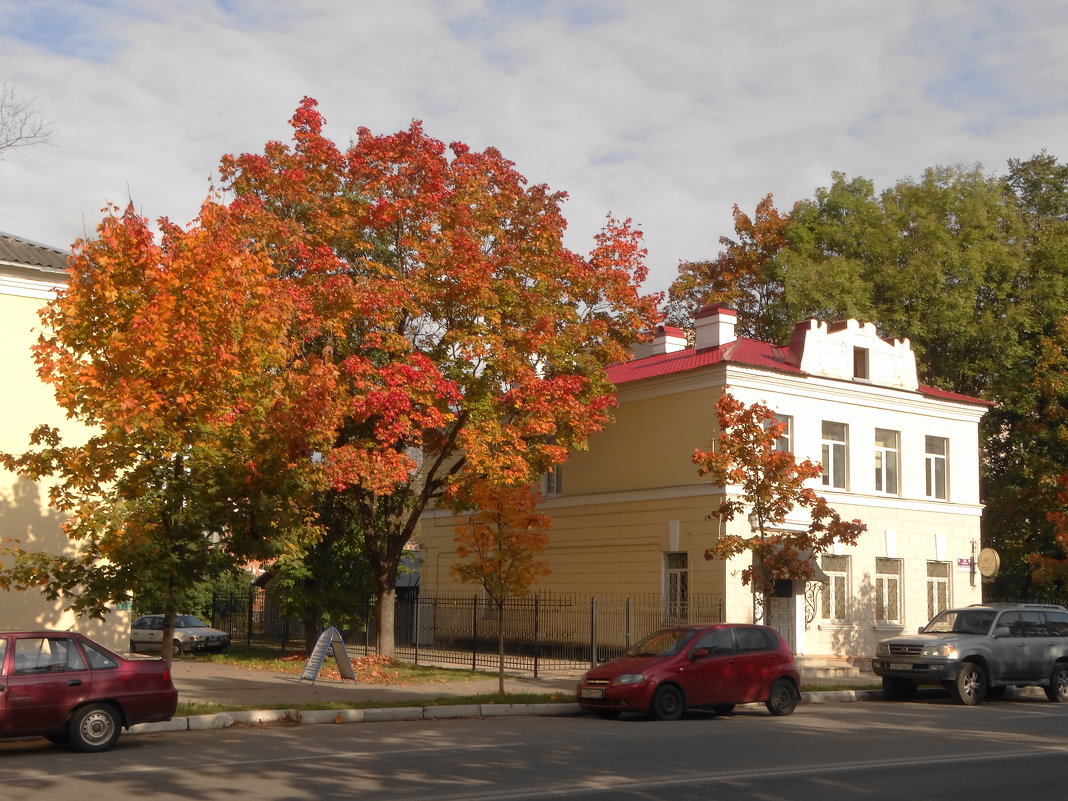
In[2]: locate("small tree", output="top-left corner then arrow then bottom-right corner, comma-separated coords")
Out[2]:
694,392 -> 866,615
450,479 -> 552,693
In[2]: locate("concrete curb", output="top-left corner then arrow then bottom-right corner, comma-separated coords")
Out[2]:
127,692 -> 872,736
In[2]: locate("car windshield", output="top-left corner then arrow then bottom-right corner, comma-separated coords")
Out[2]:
922,609 -> 996,635
625,629 -> 698,657
175,616 -> 210,628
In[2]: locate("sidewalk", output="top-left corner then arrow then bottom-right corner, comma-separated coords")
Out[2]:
167,658 -> 582,709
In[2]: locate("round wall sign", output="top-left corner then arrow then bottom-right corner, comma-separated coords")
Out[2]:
977,547 -> 1001,577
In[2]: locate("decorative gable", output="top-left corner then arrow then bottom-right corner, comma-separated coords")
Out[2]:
787,318 -> 918,390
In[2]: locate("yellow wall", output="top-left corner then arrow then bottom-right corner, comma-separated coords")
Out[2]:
0,286 -> 130,652
565,386 -> 719,495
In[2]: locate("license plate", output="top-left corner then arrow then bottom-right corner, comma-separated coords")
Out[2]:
581,687 -> 605,699
890,663 -> 913,671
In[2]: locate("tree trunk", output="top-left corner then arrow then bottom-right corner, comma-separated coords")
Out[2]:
161,603 -> 177,665
377,585 -> 396,657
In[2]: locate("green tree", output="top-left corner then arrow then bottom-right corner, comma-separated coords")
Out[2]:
265,493 -> 377,655
450,479 -> 552,693
694,392 -> 866,603
0,202 -> 331,661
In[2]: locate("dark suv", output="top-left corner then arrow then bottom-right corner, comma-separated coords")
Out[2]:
872,603 -> 1068,705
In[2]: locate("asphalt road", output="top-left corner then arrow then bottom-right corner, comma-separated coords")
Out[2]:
3,695 -> 1068,800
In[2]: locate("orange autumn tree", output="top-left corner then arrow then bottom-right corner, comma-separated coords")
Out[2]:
695,392 -> 866,612
219,98 -> 661,655
0,202 -> 334,661
450,479 -> 552,693
667,194 -> 789,340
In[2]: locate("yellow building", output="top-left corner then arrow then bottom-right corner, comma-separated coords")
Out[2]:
419,305 -> 990,661
0,232 -> 128,651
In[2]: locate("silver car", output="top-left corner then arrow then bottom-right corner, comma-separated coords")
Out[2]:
130,614 -> 230,656
872,603 -> 1068,705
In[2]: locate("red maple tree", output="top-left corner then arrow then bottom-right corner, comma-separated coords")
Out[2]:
694,392 -> 866,603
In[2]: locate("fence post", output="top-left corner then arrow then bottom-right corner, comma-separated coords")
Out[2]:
590,596 -> 598,669
472,595 -> 479,671
246,588 -> 254,647
414,597 -> 421,665
533,594 -> 540,678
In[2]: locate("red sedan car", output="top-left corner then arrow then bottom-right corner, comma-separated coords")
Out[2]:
576,623 -> 801,720
0,630 -> 178,752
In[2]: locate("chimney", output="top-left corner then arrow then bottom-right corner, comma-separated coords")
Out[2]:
631,325 -> 688,359
694,304 -> 737,350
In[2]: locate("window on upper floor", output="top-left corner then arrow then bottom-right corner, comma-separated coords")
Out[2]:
765,413 -> 792,453
821,421 -> 848,489
820,554 -> 850,622
544,463 -> 563,496
853,346 -> 869,380
875,557 -> 902,624
874,429 -> 900,494
925,436 -> 948,500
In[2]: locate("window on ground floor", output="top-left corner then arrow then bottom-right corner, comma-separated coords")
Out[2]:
927,561 -> 951,620
820,554 -> 850,622
664,552 -> 689,622
875,557 -> 902,624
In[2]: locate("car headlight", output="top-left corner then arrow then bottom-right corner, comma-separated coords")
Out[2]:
876,643 -> 890,657
921,644 -> 958,658
613,673 -> 645,686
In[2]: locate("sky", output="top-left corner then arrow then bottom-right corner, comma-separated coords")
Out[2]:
1,0 -> 1067,298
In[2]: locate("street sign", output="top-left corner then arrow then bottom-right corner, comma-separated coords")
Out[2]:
300,626 -> 357,684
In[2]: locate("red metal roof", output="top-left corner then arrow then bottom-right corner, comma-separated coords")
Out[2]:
607,338 -> 992,407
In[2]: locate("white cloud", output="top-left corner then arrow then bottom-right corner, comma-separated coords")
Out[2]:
2,0 -> 1067,296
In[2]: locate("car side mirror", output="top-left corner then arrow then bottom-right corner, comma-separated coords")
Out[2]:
691,648 -> 710,660
918,627 -> 925,634
993,625 -> 1011,638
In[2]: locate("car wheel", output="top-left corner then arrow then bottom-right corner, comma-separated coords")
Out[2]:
596,709 -> 622,720
950,663 -> 986,706
1045,663 -> 1068,702
172,639 -> 184,658
650,684 -> 685,721
129,640 -> 138,653
68,704 -> 121,753
765,678 -> 798,716
710,704 -> 735,715
882,677 -> 916,701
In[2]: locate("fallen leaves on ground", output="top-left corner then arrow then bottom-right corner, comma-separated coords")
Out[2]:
274,653 -> 452,685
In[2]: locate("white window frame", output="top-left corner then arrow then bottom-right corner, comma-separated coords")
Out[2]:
925,436 -> 948,500
874,557 -> 902,625
927,561 -> 951,619
821,421 -> 848,489
874,429 -> 900,495
769,413 -> 792,453
820,554 -> 850,623
663,552 -> 689,622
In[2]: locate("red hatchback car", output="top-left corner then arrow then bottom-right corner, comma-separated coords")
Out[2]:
576,623 -> 801,720
0,630 -> 178,752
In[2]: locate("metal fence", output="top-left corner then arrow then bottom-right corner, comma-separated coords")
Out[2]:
211,590 -> 726,673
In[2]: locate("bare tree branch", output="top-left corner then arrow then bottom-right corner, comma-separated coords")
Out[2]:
0,82 -> 53,156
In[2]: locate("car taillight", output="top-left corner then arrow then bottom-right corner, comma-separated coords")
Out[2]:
163,668 -> 171,682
